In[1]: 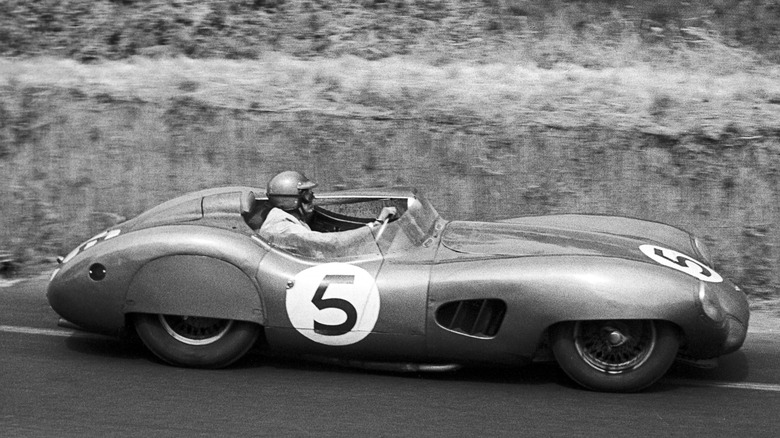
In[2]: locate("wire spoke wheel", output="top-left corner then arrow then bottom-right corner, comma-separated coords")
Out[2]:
159,315 -> 234,346
574,320 -> 656,374
133,313 -> 260,368
551,319 -> 679,392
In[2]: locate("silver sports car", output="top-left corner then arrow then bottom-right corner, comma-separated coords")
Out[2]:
47,186 -> 749,392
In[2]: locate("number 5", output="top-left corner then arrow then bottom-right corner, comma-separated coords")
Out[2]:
312,275 -> 358,336
653,247 -> 713,279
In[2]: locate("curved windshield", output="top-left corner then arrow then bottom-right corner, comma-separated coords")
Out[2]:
373,194 -> 440,255
257,192 -> 440,260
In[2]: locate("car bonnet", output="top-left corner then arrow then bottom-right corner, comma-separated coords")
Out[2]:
441,220 -> 655,262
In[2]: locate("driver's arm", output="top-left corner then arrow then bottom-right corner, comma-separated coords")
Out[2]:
366,207 -> 398,228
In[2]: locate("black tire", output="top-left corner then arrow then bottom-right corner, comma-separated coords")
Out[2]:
133,313 -> 261,368
551,320 -> 679,392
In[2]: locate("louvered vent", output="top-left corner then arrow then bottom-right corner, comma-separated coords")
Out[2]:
435,299 -> 507,338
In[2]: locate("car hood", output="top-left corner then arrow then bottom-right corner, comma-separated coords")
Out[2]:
441,215 -> 695,262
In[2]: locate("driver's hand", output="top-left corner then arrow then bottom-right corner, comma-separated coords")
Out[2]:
377,207 -> 398,221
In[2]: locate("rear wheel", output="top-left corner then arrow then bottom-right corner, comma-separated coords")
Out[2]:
133,313 -> 260,368
551,320 -> 679,392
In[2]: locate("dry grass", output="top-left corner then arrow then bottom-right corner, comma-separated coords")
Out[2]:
2,53 -> 780,297
3,53 -> 779,133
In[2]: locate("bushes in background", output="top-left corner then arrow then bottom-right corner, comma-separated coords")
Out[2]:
2,0 -> 780,65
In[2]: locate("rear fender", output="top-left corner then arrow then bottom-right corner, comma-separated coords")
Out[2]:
126,255 -> 264,323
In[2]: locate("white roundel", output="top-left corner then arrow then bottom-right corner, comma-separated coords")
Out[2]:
640,244 -> 723,283
286,263 -> 381,346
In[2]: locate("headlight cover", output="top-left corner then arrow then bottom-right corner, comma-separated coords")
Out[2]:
698,282 -> 725,323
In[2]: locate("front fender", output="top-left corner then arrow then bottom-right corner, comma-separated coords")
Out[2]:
428,255 -> 704,362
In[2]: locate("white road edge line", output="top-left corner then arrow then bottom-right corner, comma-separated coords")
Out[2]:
0,324 -> 111,340
664,379 -> 780,392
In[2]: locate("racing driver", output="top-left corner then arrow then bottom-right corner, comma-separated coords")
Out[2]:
258,171 -> 395,257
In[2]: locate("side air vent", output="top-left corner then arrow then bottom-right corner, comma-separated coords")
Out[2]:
435,299 -> 507,338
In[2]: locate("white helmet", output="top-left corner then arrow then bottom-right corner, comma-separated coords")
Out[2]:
266,171 -> 317,211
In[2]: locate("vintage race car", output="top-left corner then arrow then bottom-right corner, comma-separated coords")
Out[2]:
47,186 -> 749,392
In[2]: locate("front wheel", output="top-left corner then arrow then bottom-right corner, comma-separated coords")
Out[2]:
133,313 -> 261,368
551,320 -> 679,392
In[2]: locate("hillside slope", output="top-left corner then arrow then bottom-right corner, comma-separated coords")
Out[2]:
2,1 -> 780,300
2,0 -> 780,66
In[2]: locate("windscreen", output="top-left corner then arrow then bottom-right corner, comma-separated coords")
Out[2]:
259,194 -> 440,260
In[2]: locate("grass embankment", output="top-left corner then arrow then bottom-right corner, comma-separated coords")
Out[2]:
2,54 -> 780,301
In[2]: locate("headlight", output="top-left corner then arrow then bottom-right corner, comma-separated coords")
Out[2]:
698,282 -> 725,323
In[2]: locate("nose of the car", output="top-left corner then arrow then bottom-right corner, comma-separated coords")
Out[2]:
718,280 -> 750,324
714,279 -> 750,354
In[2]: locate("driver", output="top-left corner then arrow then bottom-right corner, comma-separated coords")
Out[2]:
259,170 -> 396,237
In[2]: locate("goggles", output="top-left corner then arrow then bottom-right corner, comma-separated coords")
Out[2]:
299,189 -> 315,204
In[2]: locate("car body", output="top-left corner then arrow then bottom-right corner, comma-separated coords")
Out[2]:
47,186 -> 749,392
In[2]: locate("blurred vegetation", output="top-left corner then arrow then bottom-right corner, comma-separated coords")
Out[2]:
2,57 -> 780,298
2,0 -> 780,65
2,0 -> 780,301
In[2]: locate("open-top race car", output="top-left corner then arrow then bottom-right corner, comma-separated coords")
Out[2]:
47,186 -> 749,392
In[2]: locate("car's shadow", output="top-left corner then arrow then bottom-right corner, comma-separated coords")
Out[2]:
664,350 -> 750,382
62,336 -> 748,393
241,350 -> 584,389
64,334 -> 149,361
62,335 -> 576,387
236,351 -> 694,393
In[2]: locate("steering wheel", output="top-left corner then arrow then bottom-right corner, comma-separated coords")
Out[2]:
374,217 -> 390,240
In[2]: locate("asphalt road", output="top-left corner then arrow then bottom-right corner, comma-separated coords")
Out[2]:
1,278 -> 779,437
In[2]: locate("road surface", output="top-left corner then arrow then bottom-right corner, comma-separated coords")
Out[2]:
1,278 -> 778,437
